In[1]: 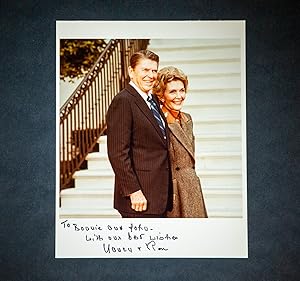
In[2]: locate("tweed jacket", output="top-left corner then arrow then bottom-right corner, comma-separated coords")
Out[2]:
165,110 -> 207,218
106,84 -> 173,215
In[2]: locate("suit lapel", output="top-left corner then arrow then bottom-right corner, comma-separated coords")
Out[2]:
168,115 -> 195,161
125,84 -> 166,141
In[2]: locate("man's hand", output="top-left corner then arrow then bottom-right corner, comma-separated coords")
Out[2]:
129,190 -> 147,212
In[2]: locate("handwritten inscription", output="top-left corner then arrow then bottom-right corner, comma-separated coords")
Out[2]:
60,220 -> 178,255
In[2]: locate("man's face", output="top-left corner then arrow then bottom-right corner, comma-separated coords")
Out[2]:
129,58 -> 158,93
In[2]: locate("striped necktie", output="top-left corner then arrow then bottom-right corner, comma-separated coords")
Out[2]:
147,96 -> 166,138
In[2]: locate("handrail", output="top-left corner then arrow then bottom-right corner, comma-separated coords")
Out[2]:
60,39 -> 149,189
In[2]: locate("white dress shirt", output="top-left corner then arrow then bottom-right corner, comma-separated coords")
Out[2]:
129,81 -> 165,127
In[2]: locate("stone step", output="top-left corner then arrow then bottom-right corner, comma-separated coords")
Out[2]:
199,170 -> 242,189
73,168 -> 242,189
183,88 -> 241,106
149,39 -> 240,49
206,207 -> 242,218
204,190 -> 243,218
97,136 -> 107,153
188,73 -> 241,90
193,118 -> 241,136
196,152 -> 242,170
86,152 -> 112,170
158,61 -> 240,76
195,134 -> 241,153
59,207 -> 121,219
184,103 -> 241,121
73,169 -> 114,189
60,189 -> 114,209
151,46 -> 240,63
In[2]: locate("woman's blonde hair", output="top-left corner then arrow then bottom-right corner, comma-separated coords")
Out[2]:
153,66 -> 188,100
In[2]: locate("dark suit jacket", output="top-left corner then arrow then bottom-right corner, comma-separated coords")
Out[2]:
106,84 -> 172,215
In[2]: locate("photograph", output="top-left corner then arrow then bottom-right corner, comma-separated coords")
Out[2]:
56,21 -> 247,258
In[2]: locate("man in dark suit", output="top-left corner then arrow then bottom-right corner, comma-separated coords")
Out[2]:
106,50 -> 172,218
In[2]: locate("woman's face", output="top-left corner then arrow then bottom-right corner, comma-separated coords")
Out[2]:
163,80 -> 186,111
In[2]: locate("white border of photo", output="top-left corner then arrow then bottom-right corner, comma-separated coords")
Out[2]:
55,20 -> 247,258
